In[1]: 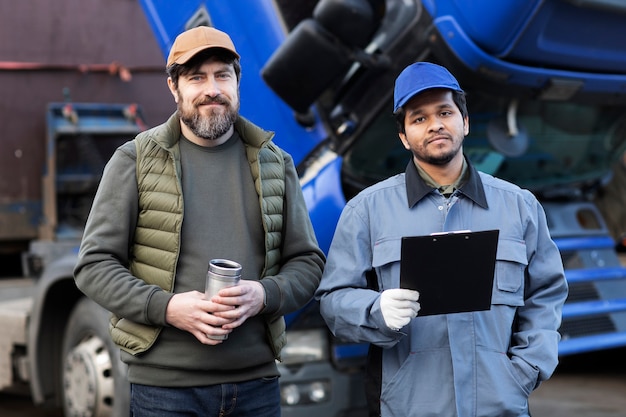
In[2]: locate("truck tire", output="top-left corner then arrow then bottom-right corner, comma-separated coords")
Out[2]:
61,297 -> 129,417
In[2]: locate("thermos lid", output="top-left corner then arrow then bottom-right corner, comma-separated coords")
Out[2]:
208,259 -> 242,276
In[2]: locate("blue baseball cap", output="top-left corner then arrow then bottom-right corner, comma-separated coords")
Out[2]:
393,62 -> 463,112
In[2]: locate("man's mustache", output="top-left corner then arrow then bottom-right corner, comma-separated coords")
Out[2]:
195,96 -> 230,106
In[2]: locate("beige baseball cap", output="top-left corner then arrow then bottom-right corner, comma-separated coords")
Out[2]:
166,26 -> 239,67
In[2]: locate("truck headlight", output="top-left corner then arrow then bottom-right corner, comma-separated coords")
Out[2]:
280,329 -> 328,365
280,380 -> 331,405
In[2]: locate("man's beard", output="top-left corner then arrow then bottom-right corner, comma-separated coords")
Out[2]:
418,136 -> 463,166
422,149 -> 458,166
179,95 -> 239,141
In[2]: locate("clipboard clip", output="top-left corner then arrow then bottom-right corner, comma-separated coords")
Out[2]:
430,230 -> 472,236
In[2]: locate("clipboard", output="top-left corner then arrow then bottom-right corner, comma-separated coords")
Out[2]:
400,229 -> 499,316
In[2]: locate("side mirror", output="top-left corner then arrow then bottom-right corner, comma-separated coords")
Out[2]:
313,0 -> 383,48
261,0 -> 385,114
261,19 -> 352,114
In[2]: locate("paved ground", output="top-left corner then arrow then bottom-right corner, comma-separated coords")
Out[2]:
0,393 -> 62,417
530,348 -> 626,417
531,373 -> 626,417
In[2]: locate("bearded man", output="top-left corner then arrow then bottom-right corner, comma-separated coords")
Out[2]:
74,26 -> 324,416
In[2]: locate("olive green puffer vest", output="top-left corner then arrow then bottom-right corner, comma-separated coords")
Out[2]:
109,115 -> 287,359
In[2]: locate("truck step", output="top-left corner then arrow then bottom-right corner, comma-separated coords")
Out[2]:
562,298 -> 626,319
553,236 -> 615,252
559,331 -> 626,356
565,267 -> 626,284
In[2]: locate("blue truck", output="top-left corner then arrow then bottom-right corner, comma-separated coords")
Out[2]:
0,0 -> 625,416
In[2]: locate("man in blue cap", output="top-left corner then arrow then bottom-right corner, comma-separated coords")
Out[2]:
315,62 -> 568,416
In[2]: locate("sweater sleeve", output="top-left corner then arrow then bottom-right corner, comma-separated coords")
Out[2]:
260,152 -> 326,316
73,141 -> 173,326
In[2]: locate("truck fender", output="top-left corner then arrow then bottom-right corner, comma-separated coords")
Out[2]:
27,252 -> 83,407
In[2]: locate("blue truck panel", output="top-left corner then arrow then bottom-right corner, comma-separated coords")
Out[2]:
421,0 -> 626,106
423,0 -> 626,73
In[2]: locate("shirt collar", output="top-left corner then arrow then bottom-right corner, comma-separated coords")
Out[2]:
405,155 -> 489,209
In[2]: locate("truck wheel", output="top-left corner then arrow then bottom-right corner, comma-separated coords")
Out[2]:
62,297 -> 129,417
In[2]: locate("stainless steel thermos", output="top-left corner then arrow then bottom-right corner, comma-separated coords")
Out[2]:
205,259 -> 242,340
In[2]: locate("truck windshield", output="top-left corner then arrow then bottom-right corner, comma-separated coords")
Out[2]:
342,92 -> 626,195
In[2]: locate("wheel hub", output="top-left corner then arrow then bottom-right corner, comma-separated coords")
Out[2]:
63,335 -> 114,417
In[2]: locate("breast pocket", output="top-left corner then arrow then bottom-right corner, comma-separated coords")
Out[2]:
491,238 -> 528,306
372,238 -> 402,290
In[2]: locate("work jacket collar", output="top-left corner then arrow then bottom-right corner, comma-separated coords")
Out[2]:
405,155 -> 488,209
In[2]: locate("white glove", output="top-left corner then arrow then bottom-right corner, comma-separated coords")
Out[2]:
380,288 -> 420,331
